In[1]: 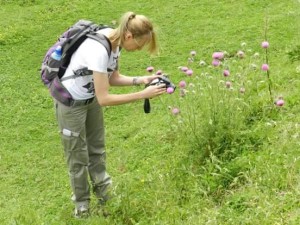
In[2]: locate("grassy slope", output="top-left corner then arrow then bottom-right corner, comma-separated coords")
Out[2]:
0,0 -> 299,224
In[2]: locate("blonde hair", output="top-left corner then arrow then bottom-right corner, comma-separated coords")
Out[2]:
110,12 -> 158,54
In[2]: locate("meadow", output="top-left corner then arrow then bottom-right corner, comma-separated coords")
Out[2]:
0,0 -> 300,224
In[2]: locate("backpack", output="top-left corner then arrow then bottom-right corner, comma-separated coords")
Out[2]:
40,19 -> 112,106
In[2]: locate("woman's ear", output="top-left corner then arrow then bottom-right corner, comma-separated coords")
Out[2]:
124,31 -> 133,40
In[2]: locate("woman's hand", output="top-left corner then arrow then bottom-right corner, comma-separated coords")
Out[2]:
140,75 -> 163,85
140,83 -> 166,99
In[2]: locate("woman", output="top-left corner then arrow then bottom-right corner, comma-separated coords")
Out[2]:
56,12 -> 166,218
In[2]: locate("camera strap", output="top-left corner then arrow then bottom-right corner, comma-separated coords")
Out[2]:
144,98 -> 151,113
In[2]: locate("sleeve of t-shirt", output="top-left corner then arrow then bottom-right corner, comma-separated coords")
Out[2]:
80,38 -> 109,73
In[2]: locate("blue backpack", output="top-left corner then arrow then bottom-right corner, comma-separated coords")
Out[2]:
41,20 -> 112,106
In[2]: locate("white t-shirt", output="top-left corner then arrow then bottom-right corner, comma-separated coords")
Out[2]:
62,28 -> 120,100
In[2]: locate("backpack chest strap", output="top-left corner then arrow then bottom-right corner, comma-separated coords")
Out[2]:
60,67 -> 93,82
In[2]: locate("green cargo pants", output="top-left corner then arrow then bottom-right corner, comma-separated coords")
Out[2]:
55,98 -> 112,209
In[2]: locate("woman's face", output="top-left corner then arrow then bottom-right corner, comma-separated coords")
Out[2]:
122,32 -> 150,51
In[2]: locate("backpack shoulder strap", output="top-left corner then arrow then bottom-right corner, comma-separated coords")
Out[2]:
60,32 -> 113,82
86,32 -> 112,57
60,33 -> 112,82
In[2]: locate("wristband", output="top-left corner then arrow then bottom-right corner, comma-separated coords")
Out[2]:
133,77 -> 140,86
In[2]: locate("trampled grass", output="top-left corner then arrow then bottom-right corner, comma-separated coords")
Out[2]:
0,0 -> 300,224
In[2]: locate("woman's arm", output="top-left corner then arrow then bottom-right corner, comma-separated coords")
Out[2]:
109,70 -> 160,86
93,71 -> 166,106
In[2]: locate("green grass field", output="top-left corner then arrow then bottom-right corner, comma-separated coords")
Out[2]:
1,0 -> 300,224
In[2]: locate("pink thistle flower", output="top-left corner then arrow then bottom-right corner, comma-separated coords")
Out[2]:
156,70 -> 162,75
167,87 -> 175,94
179,80 -> 187,88
223,70 -> 230,77
275,99 -> 284,107
261,64 -> 269,71
171,107 -> 180,115
180,66 -> 188,72
186,69 -> 193,76
261,41 -> 269,49
146,66 -> 154,72
212,52 -> 224,60
212,59 -> 220,67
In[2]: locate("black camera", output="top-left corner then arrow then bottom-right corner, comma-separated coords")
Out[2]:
144,75 -> 176,113
145,75 -> 176,90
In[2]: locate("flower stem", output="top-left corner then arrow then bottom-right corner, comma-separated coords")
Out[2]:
264,14 -> 273,103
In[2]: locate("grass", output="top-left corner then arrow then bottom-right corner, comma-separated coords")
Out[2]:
0,0 -> 300,224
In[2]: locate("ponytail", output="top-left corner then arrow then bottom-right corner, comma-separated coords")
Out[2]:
110,12 -> 158,55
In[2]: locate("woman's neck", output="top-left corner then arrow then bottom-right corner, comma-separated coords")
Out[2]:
108,29 -> 120,52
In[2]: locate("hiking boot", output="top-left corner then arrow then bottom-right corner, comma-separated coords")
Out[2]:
74,205 -> 89,219
98,196 -> 109,206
